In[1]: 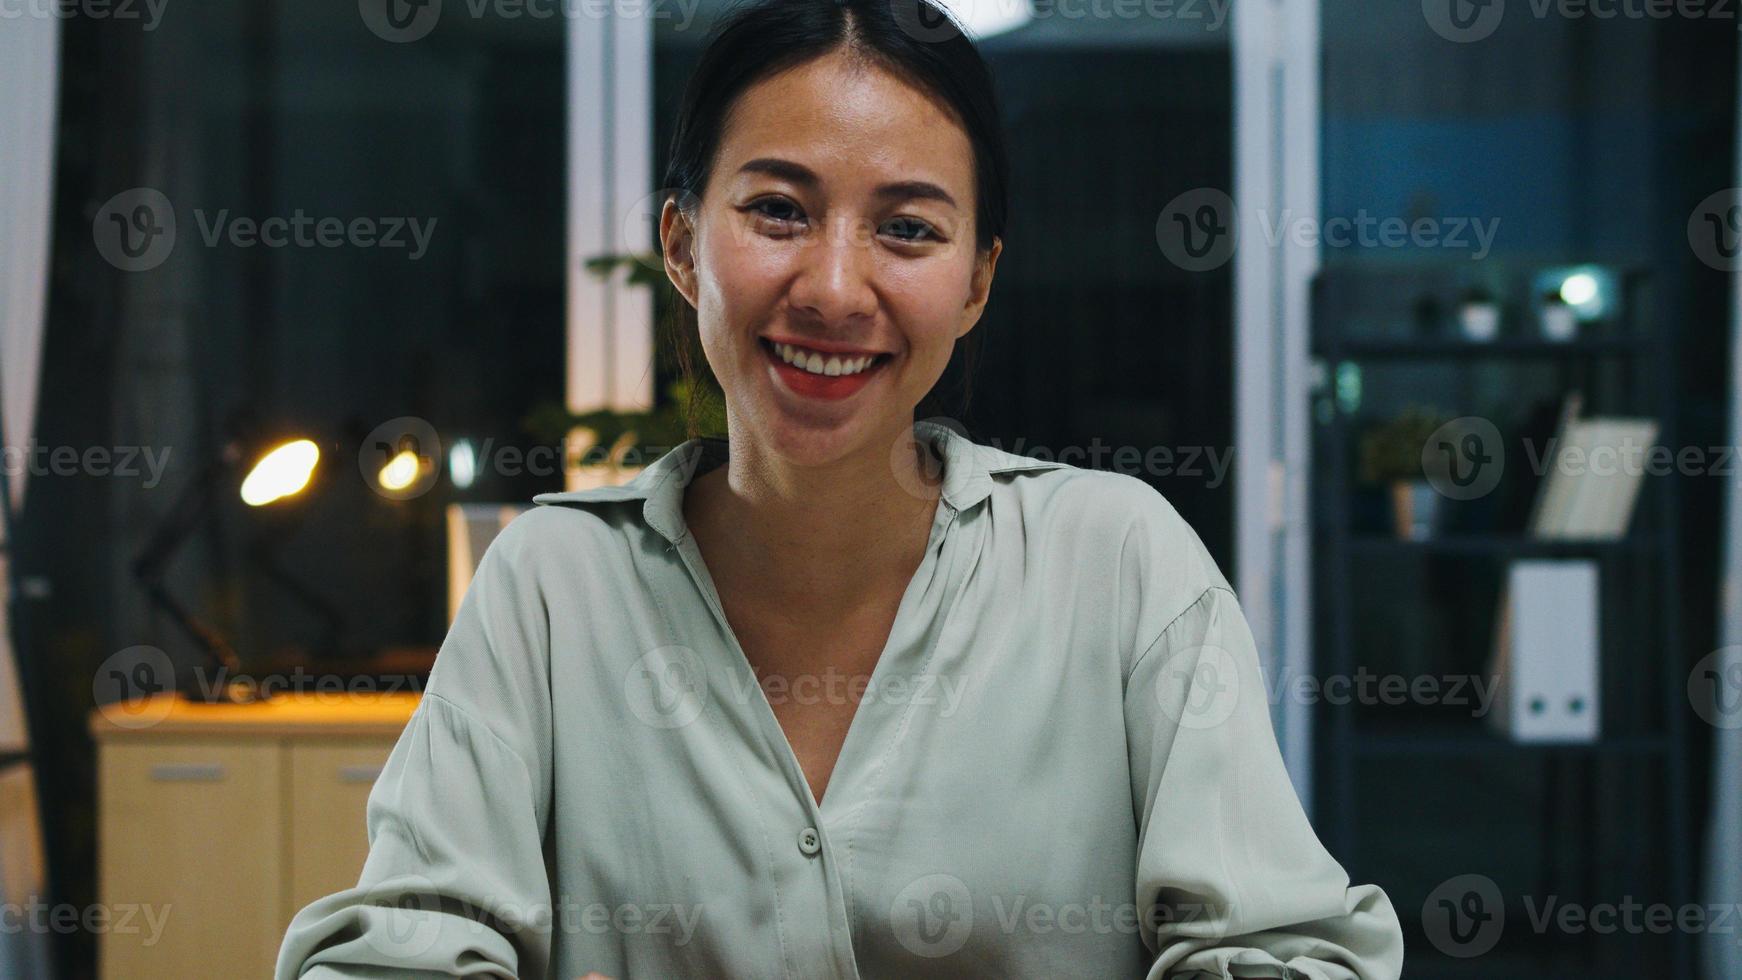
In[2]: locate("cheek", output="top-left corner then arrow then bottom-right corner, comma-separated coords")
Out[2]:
694,226 -> 785,349
879,255 -> 975,357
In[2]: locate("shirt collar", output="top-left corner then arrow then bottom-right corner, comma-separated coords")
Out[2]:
531,419 -> 1064,546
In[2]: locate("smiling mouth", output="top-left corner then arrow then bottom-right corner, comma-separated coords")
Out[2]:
758,337 -> 893,378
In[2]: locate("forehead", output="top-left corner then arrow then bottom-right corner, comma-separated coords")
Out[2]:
714,51 -> 976,199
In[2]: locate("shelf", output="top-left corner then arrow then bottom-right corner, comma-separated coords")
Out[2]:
1312,265 -> 1693,974
1338,533 -> 1662,558
1312,336 -> 1651,360
1339,724 -> 1671,759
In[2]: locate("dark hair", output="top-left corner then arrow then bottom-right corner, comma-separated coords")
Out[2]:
659,0 -> 1010,436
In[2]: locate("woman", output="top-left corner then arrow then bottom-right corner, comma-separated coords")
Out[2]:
277,1 -> 1405,977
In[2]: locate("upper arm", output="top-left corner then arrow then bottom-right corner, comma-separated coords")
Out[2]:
1124,580 -> 1405,979
274,511 -> 563,978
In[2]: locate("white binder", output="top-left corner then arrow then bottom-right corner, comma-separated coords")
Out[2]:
1488,560 -> 1601,742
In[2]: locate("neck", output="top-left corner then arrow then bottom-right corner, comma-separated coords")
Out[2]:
684,421 -> 944,615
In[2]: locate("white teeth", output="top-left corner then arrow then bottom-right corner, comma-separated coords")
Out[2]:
773,341 -> 880,377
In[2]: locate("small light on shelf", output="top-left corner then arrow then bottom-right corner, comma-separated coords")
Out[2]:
1559,272 -> 1599,309
449,438 -> 477,490
1536,264 -> 1614,322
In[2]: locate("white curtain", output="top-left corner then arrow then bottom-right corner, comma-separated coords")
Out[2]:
0,11 -> 60,980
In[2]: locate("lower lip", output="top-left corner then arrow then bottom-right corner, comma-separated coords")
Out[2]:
762,340 -> 888,402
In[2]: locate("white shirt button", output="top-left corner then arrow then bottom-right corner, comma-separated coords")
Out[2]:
797,826 -> 821,856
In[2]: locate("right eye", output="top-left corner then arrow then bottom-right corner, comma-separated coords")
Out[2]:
745,197 -> 804,229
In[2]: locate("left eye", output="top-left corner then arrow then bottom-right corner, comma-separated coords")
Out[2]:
883,217 -> 937,242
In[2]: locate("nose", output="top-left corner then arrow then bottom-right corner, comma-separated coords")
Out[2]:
787,216 -> 877,327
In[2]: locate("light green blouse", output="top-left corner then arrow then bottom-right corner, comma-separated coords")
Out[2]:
275,420 -> 1404,979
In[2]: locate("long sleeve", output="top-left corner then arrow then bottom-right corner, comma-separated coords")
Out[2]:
275,516 -> 557,979
1125,585 -> 1405,980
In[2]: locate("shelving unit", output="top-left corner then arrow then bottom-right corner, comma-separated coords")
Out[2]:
1309,266 -> 1690,978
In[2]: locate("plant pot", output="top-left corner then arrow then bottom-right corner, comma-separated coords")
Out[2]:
564,463 -> 645,492
1458,301 -> 1500,342
1390,479 -> 1443,540
563,425 -> 645,491
1540,302 -> 1578,342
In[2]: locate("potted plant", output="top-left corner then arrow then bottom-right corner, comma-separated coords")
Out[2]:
524,250 -> 727,489
524,377 -> 726,490
1359,405 -> 1454,539
1538,288 -> 1577,342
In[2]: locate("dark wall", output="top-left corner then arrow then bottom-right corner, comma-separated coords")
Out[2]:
29,9 -> 569,976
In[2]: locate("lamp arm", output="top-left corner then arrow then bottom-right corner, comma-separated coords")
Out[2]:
130,452 -> 226,580
130,449 -> 244,676
137,579 -> 242,675
246,532 -> 346,657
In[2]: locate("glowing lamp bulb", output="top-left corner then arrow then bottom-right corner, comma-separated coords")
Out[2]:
379,449 -> 422,492
240,439 -> 320,507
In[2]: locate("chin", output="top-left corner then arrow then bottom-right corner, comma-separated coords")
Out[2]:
749,407 -> 887,468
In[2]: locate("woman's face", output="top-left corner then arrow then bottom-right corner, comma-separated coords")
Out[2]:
662,49 -> 1001,468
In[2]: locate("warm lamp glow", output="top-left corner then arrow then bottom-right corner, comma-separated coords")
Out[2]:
239,439 -> 320,506
378,449 -> 422,492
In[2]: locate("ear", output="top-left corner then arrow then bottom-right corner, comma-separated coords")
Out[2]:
660,196 -> 700,310
957,236 -> 1002,339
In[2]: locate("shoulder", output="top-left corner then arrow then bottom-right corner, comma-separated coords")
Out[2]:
491,499 -> 618,552
984,445 -> 1227,584
467,496 -> 644,591
977,443 -> 1234,646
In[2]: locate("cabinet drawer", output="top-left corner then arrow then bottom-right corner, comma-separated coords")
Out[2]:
98,739 -> 282,980
287,740 -> 397,915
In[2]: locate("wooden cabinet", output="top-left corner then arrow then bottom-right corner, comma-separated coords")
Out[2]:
90,692 -> 418,980
286,741 -> 395,915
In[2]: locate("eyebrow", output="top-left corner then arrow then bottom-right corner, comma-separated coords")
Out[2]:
736,157 -> 959,209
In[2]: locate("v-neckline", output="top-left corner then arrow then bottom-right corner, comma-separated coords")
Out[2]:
669,454 -> 957,821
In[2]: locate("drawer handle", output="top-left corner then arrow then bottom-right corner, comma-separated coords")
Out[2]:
149,763 -> 226,782
338,764 -> 384,784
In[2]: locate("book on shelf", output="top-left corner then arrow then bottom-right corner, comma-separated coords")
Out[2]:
1525,389 -> 1658,540
1485,391 -> 1656,743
